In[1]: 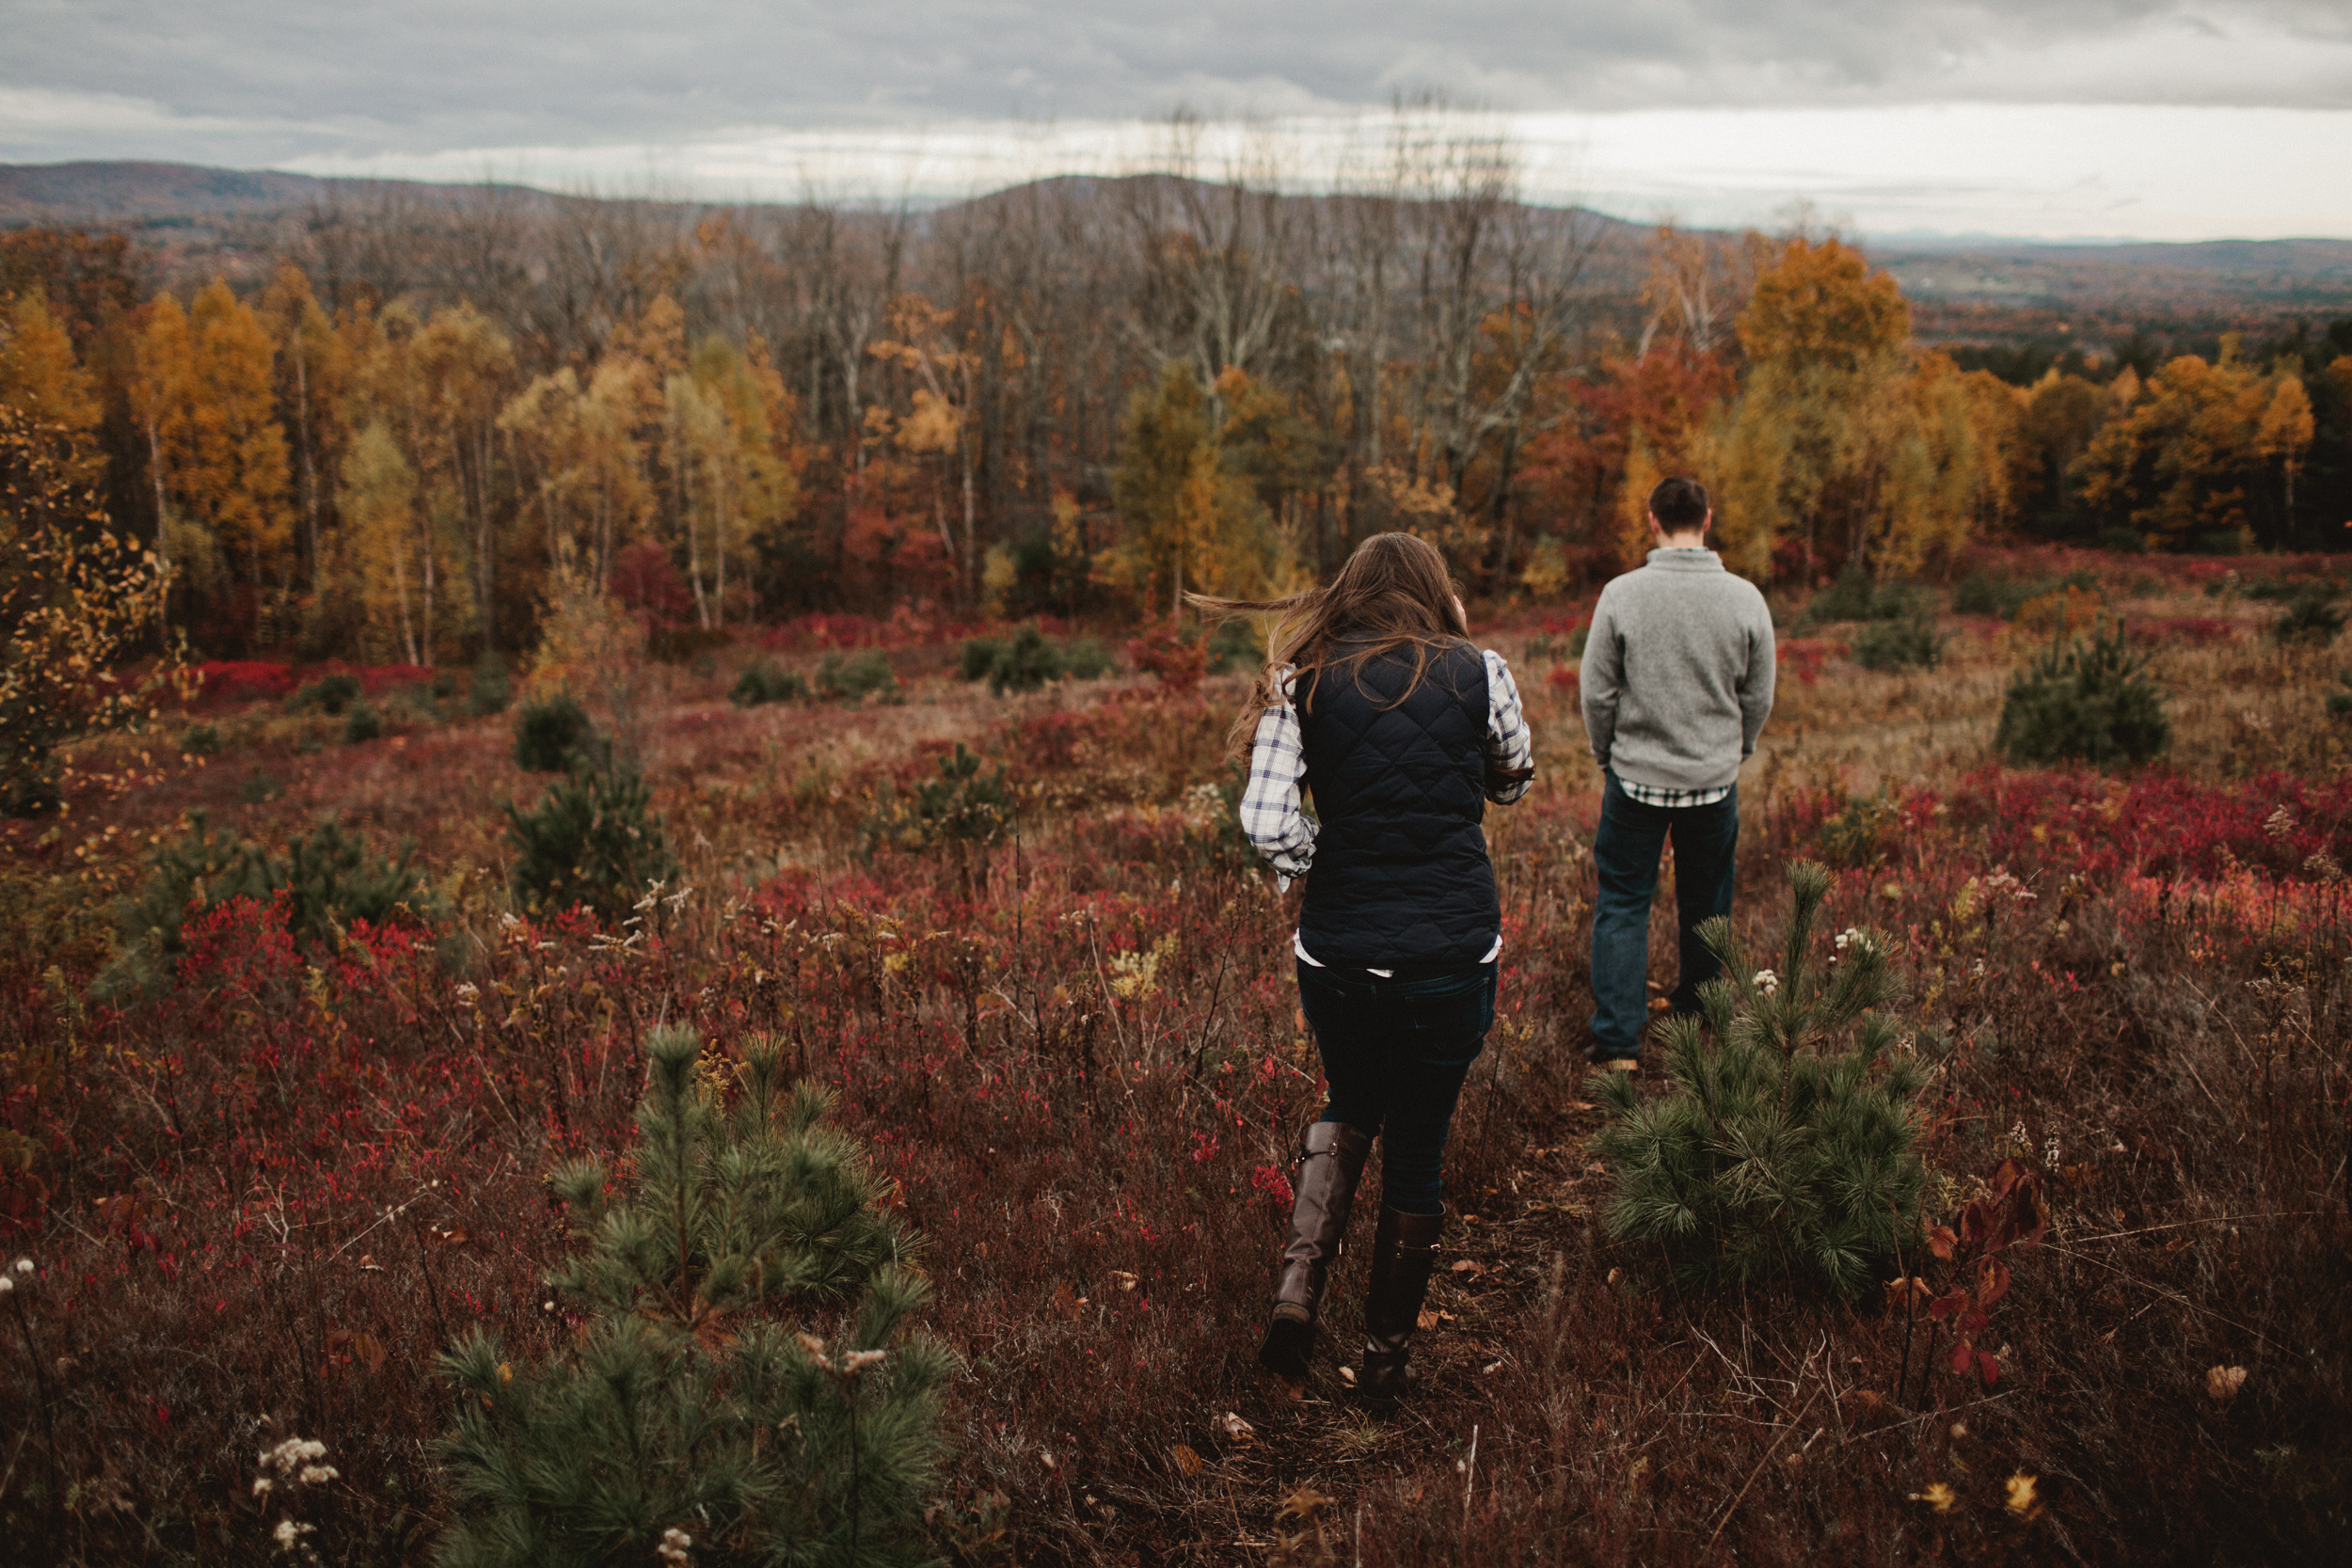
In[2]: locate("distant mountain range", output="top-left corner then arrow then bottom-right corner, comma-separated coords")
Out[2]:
8,159 -> 2352,329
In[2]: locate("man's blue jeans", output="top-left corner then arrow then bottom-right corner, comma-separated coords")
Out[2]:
1296,960 -> 1496,1216
1588,772 -> 1740,1058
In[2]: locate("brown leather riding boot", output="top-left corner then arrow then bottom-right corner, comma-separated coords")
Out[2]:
1257,1120 -> 1375,1379
1355,1204 -> 1445,1404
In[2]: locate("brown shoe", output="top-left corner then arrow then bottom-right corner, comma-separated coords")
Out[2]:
1355,1204 -> 1445,1404
1257,1121 -> 1375,1379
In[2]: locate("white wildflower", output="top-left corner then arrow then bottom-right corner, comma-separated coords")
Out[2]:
252,1477 -> 273,1497
299,1465 -> 339,1485
657,1526 -> 694,1564
0,1275 -> 12,1294
11,1258 -> 29,1274
273,1518 -> 314,1550
261,1437 -> 328,1476
2264,805 -> 2296,842
2043,1135 -> 2062,1167
1752,969 -> 1780,995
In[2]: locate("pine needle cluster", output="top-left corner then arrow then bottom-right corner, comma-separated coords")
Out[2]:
1594,861 -> 1931,1299
436,1027 -> 954,1568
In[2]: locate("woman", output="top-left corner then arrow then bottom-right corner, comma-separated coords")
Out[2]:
1195,532 -> 1533,1402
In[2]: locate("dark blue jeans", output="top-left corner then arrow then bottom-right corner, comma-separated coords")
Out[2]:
1295,960 -> 1497,1217
1588,772 -> 1740,1057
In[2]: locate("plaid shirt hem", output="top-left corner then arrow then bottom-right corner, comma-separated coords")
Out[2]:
1613,776 -> 1734,809
1238,650 -> 1534,890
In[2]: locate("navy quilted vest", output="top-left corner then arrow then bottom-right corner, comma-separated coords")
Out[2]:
1295,639 -> 1499,972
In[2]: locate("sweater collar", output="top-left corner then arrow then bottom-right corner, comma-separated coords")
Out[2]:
1645,546 -> 1723,570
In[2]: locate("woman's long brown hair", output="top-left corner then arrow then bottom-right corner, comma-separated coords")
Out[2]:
1189,531 -> 1474,756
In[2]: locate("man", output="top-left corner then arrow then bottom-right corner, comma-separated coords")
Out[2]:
1579,476 -> 1775,1069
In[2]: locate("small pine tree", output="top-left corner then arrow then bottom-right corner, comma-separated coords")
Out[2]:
815,651 -> 900,705
436,1028 -> 954,1568
505,763 -> 679,922
468,650 -> 512,717
1595,860 -> 1931,1299
92,815 -> 427,998
730,660 -> 808,707
1851,616 -> 1945,672
2270,583 -> 2346,645
861,743 -> 1014,858
289,672 -> 363,716
1994,620 -> 2169,768
342,700 -> 383,743
514,693 -> 600,773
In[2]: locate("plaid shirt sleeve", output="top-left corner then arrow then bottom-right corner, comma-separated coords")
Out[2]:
1237,672 -> 1316,888
1485,650 -> 1534,804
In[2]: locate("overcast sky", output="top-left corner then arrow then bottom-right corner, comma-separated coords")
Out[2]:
4,1 -> 2349,238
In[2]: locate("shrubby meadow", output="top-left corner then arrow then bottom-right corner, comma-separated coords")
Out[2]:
0,546 -> 2346,1564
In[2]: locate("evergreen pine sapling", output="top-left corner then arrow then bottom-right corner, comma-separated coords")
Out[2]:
504,762 -> 679,923
1594,860 -> 1931,1299
1994,619 -> 2170,768
436,1027 -> 955,1567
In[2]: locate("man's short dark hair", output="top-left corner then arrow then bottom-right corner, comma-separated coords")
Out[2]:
1648,476 -> 1709,531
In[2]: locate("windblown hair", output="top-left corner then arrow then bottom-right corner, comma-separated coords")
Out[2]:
1190,531 -> 1474,757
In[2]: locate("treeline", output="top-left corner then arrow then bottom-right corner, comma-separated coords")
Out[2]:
2,141 -> 2348,663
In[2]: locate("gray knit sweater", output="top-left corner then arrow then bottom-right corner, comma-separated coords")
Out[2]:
1580,547 -> 1775,793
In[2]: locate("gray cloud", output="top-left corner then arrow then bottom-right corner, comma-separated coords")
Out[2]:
3,1 -> 2346,168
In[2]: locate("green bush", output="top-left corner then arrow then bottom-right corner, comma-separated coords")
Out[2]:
1799,569 -> 1926,629
179,722 -> 221,756
1594,860 -> 1931,1299
1952,568 -> 2100,621
2270,583 -> 2346,644
1814,788 -> 1899,868
1851,616 -> 1945,673
1995,621 -> 2171,768
505,764 -> 679,923
958,627 -> 1117,695
436,1027 -> 952,1568
288,671 -> 362,716
342,700 -> 383,744
815,650 -> 900,705
730,659 -> 809,706
2095,527 -> 2147,554
468,650 -> 512,717
862,743 -> 1015,857
93,815 -> 428,999
513,694 -> 600,773
1205,617 -> 1263,673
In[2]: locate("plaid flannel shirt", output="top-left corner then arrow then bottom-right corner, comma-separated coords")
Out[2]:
1239,649 -> 1533,893
1614,776 -> 1733,809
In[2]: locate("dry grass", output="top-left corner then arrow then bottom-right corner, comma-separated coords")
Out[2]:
1,580 -> 2348,1564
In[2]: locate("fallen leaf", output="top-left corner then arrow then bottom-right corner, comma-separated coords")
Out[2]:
1449,1259 -> 1487,1275
1168,1444 -> 1203,1478
2204,1365 -> 2249,1404
1850,1389 -> 1884,1412
428,1225 -> 470,1247
1338,1365 -> 1357,1386
1416,1307 -> 1457,1330
1218,1412 -> 1255,1447
1109,1271 -> 1138,1291
1278,1485 -> 1334,1522
1606,1267 -> 1622,1286
1910,1482 -> 1957,1513
2005,1472 -> 2042,1518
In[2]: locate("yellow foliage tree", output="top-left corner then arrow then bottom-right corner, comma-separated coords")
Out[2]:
1106,360 -> 1284,618
0,293 -> 103,488
183,279 -> 294,633
1691,239 -> 2010,579
2074,341 -> 2313,549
